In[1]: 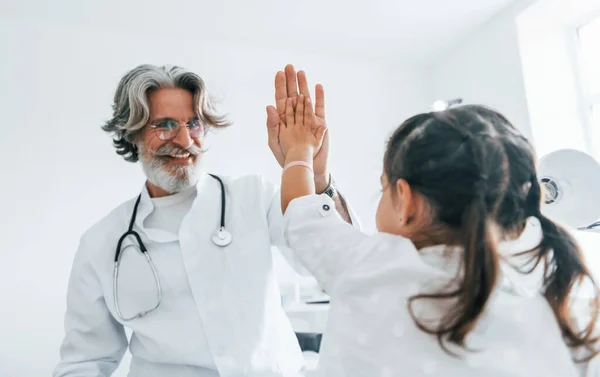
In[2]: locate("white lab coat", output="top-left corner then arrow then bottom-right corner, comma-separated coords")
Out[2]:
54,173 -> 354,377
283,194 -> 600,377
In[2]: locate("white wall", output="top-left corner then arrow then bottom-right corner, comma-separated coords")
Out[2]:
427,0 -> 536,140
0,17 -> 429,377
516,0 -> 600,159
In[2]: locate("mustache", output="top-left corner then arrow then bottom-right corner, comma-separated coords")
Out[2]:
153,143 -> 202,157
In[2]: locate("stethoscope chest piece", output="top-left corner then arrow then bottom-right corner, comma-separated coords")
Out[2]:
212,227 -> 232,247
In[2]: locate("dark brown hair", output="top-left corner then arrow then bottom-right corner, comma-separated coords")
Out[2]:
383,104 -> 599,360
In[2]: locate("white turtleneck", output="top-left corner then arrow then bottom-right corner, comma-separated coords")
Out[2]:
143,185 -> 197,236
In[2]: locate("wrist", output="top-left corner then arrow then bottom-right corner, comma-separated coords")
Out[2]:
285,148 -> 313,165
314,171 -> 331,193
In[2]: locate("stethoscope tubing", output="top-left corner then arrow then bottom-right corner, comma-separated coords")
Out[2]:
113,174 -> 228,321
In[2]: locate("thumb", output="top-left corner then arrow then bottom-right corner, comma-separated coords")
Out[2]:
266,105 -> 280,140
266,105 -> 280,130
315,126 -> 328,144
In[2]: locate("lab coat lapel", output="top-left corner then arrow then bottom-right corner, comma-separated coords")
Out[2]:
178,174 -> 251,367
178,173 -> 228,301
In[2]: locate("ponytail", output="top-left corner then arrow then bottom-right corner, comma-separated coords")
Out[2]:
408,193 -> 500,352
527,178 -> 600,361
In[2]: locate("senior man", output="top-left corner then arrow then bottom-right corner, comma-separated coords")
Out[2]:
53,63 -> 355,377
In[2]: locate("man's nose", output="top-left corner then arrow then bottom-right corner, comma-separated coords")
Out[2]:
172,125 -> 193,148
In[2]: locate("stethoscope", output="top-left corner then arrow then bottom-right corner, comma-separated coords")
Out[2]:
113,174 -> 231,321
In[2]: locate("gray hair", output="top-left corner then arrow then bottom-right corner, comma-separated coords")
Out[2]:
102,64 -> 232,162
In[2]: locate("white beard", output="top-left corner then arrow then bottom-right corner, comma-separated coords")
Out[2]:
138,144 -> 203,194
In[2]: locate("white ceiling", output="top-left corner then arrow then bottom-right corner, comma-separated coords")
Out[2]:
1,0 -> 518,62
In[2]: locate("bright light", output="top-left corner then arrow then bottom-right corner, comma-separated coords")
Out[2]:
432,100 -> 447,112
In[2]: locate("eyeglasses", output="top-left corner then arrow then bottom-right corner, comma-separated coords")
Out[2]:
147,118 -> 207,141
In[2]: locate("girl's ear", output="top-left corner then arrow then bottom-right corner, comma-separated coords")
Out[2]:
396,179 -> 433,233
395,179 -> 413,223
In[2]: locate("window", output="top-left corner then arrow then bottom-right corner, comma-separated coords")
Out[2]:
576,16 -> 600,159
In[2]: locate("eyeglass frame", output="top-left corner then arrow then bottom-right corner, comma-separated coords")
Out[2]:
146,117 -> 209,141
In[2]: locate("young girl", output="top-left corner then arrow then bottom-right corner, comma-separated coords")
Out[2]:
278,96 -> 600,376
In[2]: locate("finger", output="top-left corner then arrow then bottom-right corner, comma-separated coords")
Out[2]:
285,98 -> 295,128
315,84 -> 325,119
296,95 -> 304,127
275,71 -> 287,118
304,96 -> 314,130
297,70 -> 311,98
285,64 -> 298,98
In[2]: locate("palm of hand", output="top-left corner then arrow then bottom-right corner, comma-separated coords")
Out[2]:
279,125 -> 323,157
266,65 -> 330,175
279,110 -> 326,151
279,95 -> 326,157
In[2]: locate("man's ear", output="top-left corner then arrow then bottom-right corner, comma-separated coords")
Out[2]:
131,128 -> 146,144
